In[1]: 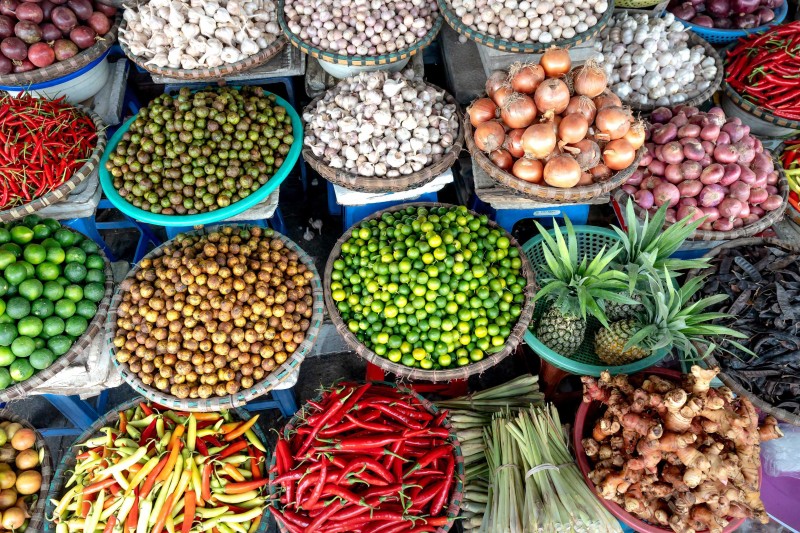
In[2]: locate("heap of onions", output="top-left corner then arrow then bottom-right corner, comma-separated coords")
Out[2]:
284,0 -> 438,56
594,12 -> 718,107
446,0 -> 608,44
470,48 -> 642,189
119,0 -> 280,69
622,105 -> 785,232
303,69 -> 459,178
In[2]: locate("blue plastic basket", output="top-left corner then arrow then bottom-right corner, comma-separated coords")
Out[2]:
673,0 -> 788,44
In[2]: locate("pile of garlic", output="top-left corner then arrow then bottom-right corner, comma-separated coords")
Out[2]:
303,70 -> 459,178
594,12 -> 718,106
447,0 -> 608,44
120,0 -> 281,69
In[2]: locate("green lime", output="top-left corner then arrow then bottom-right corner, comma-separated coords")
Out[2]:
10,336 -> 34,358
0,250 -> 15,270
45,247 -> 65,265
64,285 -> 83,302
85,255 -> 105,271
75,300 -> 97,320
31,224 -> 51,240
17,316 -> 42,338
83,283 -> 105,303
54,229 -> 76,248
41,218 -> 61,233
41,238 -> 61,250
56,277 -> 69,287
47,335 -> 73,356
0,324 -> 16,346
31,299 -> 54,319
9,358 -> 34,382
16,262 -> 34,278
79,240 -> 99,254
42,281 -> 64,302
29,348 -> 54,370
0,315 -> 11,324
54,299 -> 76,319
0,243 -> 20,258
64,263 -> 87,283
35,262 -> 60,281
65,248 -> 86,264
0,347 -> 13,366
3,263 -> 27,286
65,316 -> 88,337
33,338 -> 44,349
9,226 -> 33,245
22,244 -> 46,265
0,279 -> 7,298
21,214 -> 41,227
0,301 -> 4,317
18,279 -> 43,301
0,368 -> 11,390
42,316 -> 65,338
85,269 -> 105,284
0,229 -> 9,244
5,297 -> 30,320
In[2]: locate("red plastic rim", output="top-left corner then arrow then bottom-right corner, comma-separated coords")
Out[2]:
573,367 -> 748,533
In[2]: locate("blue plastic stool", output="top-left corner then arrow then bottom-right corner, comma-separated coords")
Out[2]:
161,208 -> 288,240
2,391 -> 111,438
61,216 -> 118,262
244,388 -> 298,418
338,191 -> 440,230
469,195 -> 590,233
327,181 -> 341,217
94,199 -> 163,263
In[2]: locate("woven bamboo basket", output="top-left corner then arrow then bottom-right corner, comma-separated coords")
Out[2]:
0,16 -> 120,87
303,84 -> 463,193
44,396 -> 270,533
613,161 -> 789,241
0,231 -> 113,402
465,115 -> 643,203
107,225 -> 324,412
624,33 -> 723,113
268,381 -> 465,533
323,202 -> 536,382
0,104 -> 106,223
278,0 -> 442,67
686,237 -> 800,427
0,410 -> 51,533
119,22 -> 288,80
615,0 -> 661,7
437,0 -> 613,53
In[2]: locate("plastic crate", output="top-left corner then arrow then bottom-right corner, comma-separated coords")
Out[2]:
676,0 -> 788,44
469,195 -> 591,233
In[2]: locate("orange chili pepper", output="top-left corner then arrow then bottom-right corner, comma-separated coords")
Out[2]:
103,516 -> 116,533
141,456 -> 169,500
151,493 -> 176,533
201,463 -> 212,501
222,463 -> 245,482
223,415 -> 260,442
119,411 -> 127,434
126,493 -> 139,532
155,442 -> 182,484
182,491 -> 196,533
169,424 -> 185,449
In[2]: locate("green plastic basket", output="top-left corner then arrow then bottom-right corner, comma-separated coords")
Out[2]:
521,225 -> 669,377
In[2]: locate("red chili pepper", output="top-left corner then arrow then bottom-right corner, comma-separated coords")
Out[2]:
195,437 -> 209,457
429,455 -> 454,515
403,446 -> 453,478
139,419 -> 158,446
302,457 -> 327,509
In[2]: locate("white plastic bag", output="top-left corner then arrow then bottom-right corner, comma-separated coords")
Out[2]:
762,423 -> 800,479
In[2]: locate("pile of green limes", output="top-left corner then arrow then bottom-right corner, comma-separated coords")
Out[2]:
329,205 -> 527,370
0,216 -> 107,390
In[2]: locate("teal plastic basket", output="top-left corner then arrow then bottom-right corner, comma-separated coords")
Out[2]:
522,225 -> 669,377
99,89 -> 302,227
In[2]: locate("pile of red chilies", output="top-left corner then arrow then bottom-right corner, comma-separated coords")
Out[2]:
270,383 -> 457,533
725,21 -> 800,121
0,93 -> 97,208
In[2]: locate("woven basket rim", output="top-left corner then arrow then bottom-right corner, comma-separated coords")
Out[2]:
268,381 -> 465,533
119,22 -> 288,80
278,0 -> 442,66
672,0 -> 788,39
107,225 -> 324,412
613,160 -> 789,241
0,409 -> 51,532
0,15 -> 120,87
0,102 -> 107,222
614,0 -> 662,7
44,396 -> 270,532
0,229 -> 113,402
685,237 -> 800,426
302,82 -> 463,193
465,114 -> 643,202
623,33 -> 723,113
437,0 -> 613,53
323,202 -> 537,382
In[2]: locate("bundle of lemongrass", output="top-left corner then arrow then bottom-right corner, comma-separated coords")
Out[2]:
481,405 -> 622,533
435,375 -> 543,531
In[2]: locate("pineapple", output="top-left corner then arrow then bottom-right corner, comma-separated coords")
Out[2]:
605,293 -> 642,322
532,218 -> 634,357
595,272 -> 748,365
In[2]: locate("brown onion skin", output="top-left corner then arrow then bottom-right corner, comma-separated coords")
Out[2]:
512,158 -> 543,183
489,149 -> 513,171
504,128 -> 525,159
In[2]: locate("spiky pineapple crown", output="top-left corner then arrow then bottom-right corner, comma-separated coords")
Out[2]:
532,218 -> 636,327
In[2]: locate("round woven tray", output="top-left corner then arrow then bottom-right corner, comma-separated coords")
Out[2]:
303,84 -> 463,193
107,225 -> 324,412
437,0 -> 613,53
0,15 -> 120,87
278,0 -> 442,67
268,381 -> 465,533
323,202 -> 536,382
44,396 -> 270,533
686,237 -> 800,426
0,231 -> 113,403
0,103 -> 106,223
119,21 -> 288,80
624,33 -> 723,113
0,409 -> 51,533
465,115 -> 643,203
613,160 -> 789,241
